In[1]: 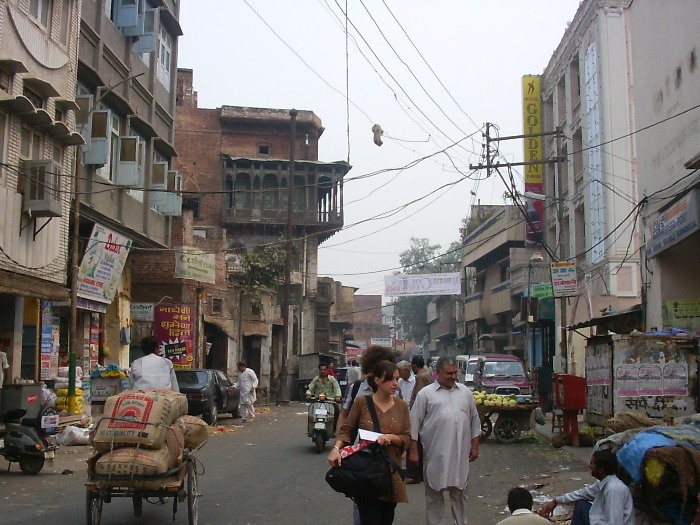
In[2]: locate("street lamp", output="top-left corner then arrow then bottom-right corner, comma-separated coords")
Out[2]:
526,251 -> 544,370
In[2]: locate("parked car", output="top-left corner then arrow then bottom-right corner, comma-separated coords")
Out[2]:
464,356 -> 480,391
174,369 -> 239,424
473,354 -> 531,395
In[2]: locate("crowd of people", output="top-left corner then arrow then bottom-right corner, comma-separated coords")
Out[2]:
325,345 -> 633,525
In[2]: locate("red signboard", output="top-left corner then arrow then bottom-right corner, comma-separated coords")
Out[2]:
153,304 -> 194,369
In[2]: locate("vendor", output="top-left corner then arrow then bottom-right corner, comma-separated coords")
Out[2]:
130,336 -> 179,392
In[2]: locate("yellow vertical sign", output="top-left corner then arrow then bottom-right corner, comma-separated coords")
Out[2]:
522,76 -> 543,185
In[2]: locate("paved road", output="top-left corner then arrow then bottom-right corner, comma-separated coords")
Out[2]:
0,404 -> 590,525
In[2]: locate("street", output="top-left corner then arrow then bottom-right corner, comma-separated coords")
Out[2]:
0,404 -> 591,525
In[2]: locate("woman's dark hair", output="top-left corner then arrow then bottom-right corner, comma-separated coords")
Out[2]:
368,360 -> 397,392
360,345 -> 396,375
141,336 -> 158,355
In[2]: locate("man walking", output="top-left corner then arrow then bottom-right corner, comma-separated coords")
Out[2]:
235,361 -> 259,423
406,355 -> 434,484
539,449 -> 634,525
396,360 -> 415,401
410,356 -> 481,525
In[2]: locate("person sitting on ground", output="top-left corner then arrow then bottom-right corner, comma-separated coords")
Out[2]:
497,487 -> 551,525
539,449 -> 634,525
130,336 -> 179,392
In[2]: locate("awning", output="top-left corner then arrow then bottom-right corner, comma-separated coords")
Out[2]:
567,304 -> 643,335
0,270 -> 69,300
0,94 -> 35,114
0,58 -> 28,73
159,6 -> 184,37
130,114 -> 158,139
154,136 -> 177,158
23,77 -> 61,98
203,315 -> 237,340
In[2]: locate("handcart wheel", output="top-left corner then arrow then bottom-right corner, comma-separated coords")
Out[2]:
132,496 -> 143,517
86,490 -> 103,525
187,460 -> 199,525
494,416 -> 521,443
480,417 -> 492,441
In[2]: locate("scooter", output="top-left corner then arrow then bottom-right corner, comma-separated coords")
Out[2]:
0,406 -> 59,475
306,394 -> 336,454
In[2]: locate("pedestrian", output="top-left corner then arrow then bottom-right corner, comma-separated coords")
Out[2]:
497,487 -> 551,525
0,348 -> 8,415
409,356 -> 481,525
130,336 -> 179,392
327,362 -> 337,378
405,355 -> 433,484
396,360 -> 415,402
234,361 -> 259,423
328,360 -> 411,525
538,449 -> 634,525
335,345 -> 397,525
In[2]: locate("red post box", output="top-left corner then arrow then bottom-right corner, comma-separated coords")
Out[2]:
552,373 -> 586,447
552,373 -> 586,411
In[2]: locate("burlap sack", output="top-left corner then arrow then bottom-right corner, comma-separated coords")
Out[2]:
91,390 -> 187,452
178,415 -> 210,449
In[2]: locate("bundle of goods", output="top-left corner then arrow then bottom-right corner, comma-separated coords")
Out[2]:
53,366 -> 83,391
605,411 -> 659,433
613,424 -> 700,523
473,392 -> 532,407
89,390 -> 209,489
90,363 -> 128,379
55,386 -> 84,413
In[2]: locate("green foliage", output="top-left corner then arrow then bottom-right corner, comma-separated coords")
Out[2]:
394,237 -> 460,344
241,245 -> 286,306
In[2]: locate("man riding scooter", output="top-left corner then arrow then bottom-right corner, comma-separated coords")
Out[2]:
306,364 -> 341,426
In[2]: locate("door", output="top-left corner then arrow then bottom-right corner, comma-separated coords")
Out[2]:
214,370 -> 235,410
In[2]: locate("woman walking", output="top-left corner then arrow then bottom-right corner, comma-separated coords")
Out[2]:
328,360 -> 411,525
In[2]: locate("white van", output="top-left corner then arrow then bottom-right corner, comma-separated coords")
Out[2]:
456,355 -> 470,385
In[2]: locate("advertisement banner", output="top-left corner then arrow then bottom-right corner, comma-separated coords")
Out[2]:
522,75 -> 544,245
40,301 -> 53,380
131,303 -> 155,322
646,189 -> 700,258
154,304 -> 194,369
174,247 -> 216,284
77,224 -> 132,304
369,338 -> 392,347
550,261 -> 578,297
384,273 -> 461,297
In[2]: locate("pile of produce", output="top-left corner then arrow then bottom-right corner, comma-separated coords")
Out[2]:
473,392 -> 531,407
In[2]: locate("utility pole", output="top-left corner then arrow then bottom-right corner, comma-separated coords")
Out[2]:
555,127 -> 568,373
278,109 -> 297,405
68,73 -> 144,414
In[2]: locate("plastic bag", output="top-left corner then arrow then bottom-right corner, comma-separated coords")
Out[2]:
41,384 -> 57,409
56,425 -> 90,446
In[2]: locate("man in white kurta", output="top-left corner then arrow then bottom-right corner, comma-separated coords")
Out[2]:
131,336 -> 179,392
234,361 -> 258,422
410,356 -> 481,525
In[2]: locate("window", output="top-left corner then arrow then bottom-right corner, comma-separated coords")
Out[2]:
233,173 -> 250,210
258,144 -> 270,155
23,87 -> 43,109
96,108 -> 121,182
183,197 -> 200,218
59,0 -> 72,44
29,0 -> 52,28
19,126 -> 44,192
0,113 -> 6,177
156,25 -> 173,90
212,298 -> 222,315
0,69 -> 11,93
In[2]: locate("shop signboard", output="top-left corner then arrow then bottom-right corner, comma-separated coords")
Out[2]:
40,301 -> 53,380
131,303 -> 155,322
174,247 -> 216,284
154,304 -> 194,369
522,75 -> 544,246
663,299 -> 700,336
77,224 -> 132,304
646,189 -> 700,258
384,273 -> 460,297
370,338 -> 392,347
550,261 -> 578,297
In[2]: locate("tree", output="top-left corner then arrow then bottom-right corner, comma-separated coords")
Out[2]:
393,237 -> 460,344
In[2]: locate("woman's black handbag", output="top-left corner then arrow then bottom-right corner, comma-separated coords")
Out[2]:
325,396 -> 402,499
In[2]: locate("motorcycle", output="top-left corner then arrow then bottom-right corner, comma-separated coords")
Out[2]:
0,406 -> 59,474
306,394 -> 337,454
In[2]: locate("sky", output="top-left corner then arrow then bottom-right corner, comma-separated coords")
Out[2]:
177,0 -> 582,300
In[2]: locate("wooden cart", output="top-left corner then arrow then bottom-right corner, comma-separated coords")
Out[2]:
477,402 -> 539,443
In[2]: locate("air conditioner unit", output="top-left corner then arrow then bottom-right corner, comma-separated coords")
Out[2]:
114,136 -> 143,187
150,161 -> 168,206
22,160 -> 63,218
156,170 -> 182,216
83,110 -> 111,166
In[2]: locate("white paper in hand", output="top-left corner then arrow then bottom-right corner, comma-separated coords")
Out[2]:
358,429 -> 383,442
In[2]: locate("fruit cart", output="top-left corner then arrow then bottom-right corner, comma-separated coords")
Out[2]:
474,393 -> 539,443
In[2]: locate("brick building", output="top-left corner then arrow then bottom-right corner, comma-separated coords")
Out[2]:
172,69 -> 349,397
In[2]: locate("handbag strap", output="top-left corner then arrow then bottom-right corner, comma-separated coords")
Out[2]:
364,395 -> 382,433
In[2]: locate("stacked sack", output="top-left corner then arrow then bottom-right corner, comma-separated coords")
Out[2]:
90,389 -> 189,489
54,366 -> 84,413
